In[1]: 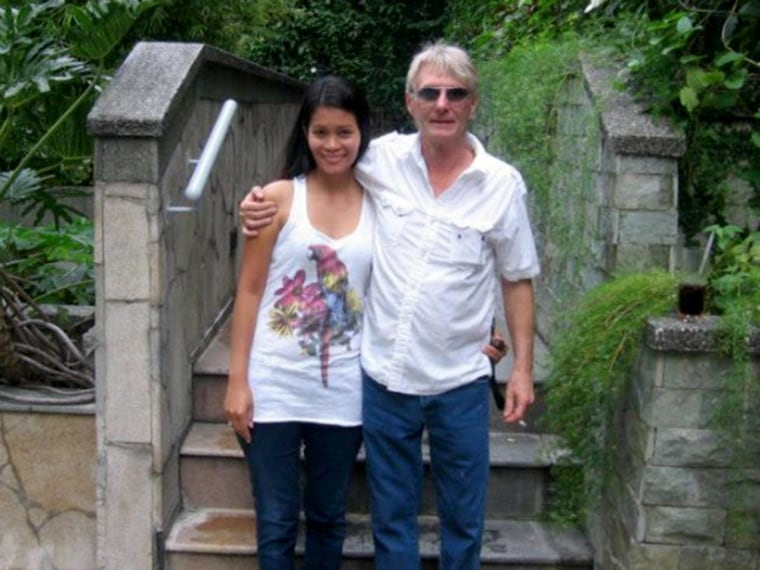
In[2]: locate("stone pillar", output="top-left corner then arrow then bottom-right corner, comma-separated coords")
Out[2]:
534,58 -> 686,341
88,42 -> 302,569
593,316 -> 760,570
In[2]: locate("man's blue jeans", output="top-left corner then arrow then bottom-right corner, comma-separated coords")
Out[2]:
239,421 -> 363,570
362,372 -> 490,570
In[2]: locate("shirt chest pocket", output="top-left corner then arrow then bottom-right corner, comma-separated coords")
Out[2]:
447,227 -> 485,266
376,195 -> 414,244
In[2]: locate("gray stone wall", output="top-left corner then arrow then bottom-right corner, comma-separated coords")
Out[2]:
535,58 -> 685,338
87,42 -> 302,569
591,316 -> 760,570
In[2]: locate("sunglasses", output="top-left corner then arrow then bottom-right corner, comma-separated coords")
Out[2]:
414,87 -> 470,103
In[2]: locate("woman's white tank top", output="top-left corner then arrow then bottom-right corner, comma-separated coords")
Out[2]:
247,175 -> 374,426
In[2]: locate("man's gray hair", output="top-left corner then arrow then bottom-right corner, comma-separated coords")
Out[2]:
405,40 -> 478,95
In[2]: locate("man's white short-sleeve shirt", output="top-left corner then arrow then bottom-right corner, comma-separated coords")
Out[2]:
355,131 -> 540,396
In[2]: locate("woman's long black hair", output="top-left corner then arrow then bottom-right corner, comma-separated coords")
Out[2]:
279,75 -> 371,180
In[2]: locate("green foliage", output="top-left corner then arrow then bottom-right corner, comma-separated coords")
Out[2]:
475,33 -> 602,305
704,223 -> 760,538
619,3 -> 760,242
0,218 -> 94,305
477,36 -> 583,213
542,270 -> 677,522
448,0 -> 760,244
0,0 -> 167,225
706,224 -> 760,318
132,0 -> 294,56
139,0 -> 448,131
544,225 -> 760,527
245,1 -> 448,130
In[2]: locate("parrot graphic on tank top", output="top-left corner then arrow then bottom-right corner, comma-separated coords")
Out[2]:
269,244 -> 362,386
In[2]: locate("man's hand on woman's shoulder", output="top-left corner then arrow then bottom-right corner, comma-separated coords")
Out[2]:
239,185 -> 278,237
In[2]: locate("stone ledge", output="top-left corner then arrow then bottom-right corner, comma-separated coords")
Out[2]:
0,386 -> 95,414
581,57 -> 686,158
646,315 -> 760,354
87,42 -> 303,138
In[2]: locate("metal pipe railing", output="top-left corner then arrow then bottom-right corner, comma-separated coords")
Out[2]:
168,98 -> 239,212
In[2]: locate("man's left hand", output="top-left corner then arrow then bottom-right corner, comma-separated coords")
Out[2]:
503,369 -> 534,423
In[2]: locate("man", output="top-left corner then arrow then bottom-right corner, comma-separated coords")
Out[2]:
240,41 -> 539,569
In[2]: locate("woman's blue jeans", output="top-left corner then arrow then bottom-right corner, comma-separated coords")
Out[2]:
362,372 -> 490,570
239,421 -> 363,570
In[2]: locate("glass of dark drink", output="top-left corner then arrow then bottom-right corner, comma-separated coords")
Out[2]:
678,282 -> 706,316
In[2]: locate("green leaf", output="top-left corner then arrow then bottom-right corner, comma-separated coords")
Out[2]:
676,16 -> 693,35
686,67 -> 724,91
679,86 -> 699,112
0,168 -> 46,200
739,0 -> 760,17
723,70 -> 747,90
752,131 -> 760,149
714,51 -> 744,67
66,0 -> 167,62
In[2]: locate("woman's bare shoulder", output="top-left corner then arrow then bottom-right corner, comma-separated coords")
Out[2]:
261,179 -> 294,227
261,179 -> 293,202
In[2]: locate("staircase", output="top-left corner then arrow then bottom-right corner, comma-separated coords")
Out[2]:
164,320 -> 593,569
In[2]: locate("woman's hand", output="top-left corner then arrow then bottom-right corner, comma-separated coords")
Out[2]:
224,381 -> 254,443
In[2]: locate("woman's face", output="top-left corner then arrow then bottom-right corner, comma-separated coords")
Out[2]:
306,106 -> 362,176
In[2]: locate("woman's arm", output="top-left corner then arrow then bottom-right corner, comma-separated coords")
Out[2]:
225,180 -> 292,442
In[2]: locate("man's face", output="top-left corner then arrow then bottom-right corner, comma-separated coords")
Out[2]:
405,64 -> 477,146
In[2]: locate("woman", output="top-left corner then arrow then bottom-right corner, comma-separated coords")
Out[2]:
224,75 -> 373,569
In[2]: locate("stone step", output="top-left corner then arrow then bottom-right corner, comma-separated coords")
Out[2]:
180,422 -> 569,519
164,508 -> 593,570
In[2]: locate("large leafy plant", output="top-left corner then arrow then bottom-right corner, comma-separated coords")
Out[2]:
1,0 -> 165,390
0,0 -> 166,225
0,219 -> 94,306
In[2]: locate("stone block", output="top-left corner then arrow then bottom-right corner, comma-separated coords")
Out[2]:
641,465 -> 728,507
627,542 -> 679,570
653,427 -> 732,467
103,191 -> 155,301
104,301 -> 153,443
618,210 -> 678,245
614,172 -> 675,210
103,444 -> 154,570
0,486 -> 45,569
644,505 -> 726,545
644,387 -> 723,429
617,155 -> 679,176
3,413 -> 96,513
621,409 -> 654,463
606,469 -> 646,542
679,545 -> 758,570
662,352 -> 732,390
94,138 -> 159,183
634,345 -> 664,389
612,244 -> 672,272
39,510 -> 96,570
594,495 -> 634,568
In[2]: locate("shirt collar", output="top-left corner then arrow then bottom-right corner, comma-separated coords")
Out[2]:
406,132 -> 488,178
